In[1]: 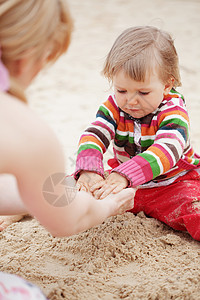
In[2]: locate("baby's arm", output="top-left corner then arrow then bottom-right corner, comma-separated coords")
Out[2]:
75,96 -> 118,182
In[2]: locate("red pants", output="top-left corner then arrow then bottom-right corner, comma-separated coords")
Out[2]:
129,170 -> 200,241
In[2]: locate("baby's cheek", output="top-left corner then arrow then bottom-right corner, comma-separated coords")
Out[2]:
117,99 -> 126,110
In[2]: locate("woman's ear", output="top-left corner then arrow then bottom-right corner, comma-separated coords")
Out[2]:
8,47 -> 39,77
163,78 -> 175,95
8,49 -> 45,89
14,58 -> 28,76
8,54 -> 30,77
8,56 -> 33,89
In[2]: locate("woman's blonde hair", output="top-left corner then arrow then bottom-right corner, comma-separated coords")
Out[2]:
0,0 -> 73,102
102,26 -> 181,87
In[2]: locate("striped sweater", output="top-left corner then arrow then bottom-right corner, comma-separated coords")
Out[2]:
75,89 -> 200,188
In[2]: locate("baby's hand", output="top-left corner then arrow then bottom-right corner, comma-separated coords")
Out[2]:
76,171 -> 105,194
90,172 -> 129,199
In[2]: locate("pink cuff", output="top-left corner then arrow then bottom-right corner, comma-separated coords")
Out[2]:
74,156 -> 105,179
112,156 -> 153,187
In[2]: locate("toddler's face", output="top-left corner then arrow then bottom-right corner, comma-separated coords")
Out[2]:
113,69 -> 172,119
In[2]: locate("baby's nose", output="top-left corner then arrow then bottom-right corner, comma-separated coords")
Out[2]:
127,92 -> 139,105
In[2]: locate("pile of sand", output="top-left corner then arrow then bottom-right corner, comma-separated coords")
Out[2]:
0,213 -> 199,299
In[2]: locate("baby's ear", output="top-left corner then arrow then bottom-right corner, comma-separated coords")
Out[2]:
163,78 -> 175,95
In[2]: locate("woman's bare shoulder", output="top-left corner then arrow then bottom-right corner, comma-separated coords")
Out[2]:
0,92 -> 50,136
0,93 -> 64,175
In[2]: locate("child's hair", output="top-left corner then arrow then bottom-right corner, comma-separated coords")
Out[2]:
102,26 -> 181,87
0,0 -> 73,102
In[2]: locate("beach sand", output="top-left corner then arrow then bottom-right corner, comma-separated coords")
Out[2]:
0,0 -> 200,299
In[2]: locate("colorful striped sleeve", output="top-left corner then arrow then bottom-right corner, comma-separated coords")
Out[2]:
75,96 -> 118,178
113,99 -> 190,187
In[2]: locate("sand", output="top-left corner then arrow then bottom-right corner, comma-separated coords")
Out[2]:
0,214 -> 200,299
0,0 -> 200,299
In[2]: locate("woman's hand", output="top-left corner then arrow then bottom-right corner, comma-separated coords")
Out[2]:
103,187 -> 136,216
90,172 -> 129,199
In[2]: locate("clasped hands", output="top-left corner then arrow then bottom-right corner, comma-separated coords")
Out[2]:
76,170 -> 129,199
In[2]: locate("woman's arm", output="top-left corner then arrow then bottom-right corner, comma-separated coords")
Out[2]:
0,174 -> 27,214
0,94 -> 135,236
15,124 -> 134,237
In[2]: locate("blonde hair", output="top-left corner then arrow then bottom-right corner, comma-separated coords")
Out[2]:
0,0 -> 73,102
102,26 -> 181,87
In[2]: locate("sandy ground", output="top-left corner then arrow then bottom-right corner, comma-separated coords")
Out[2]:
0,0 -> 200,299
